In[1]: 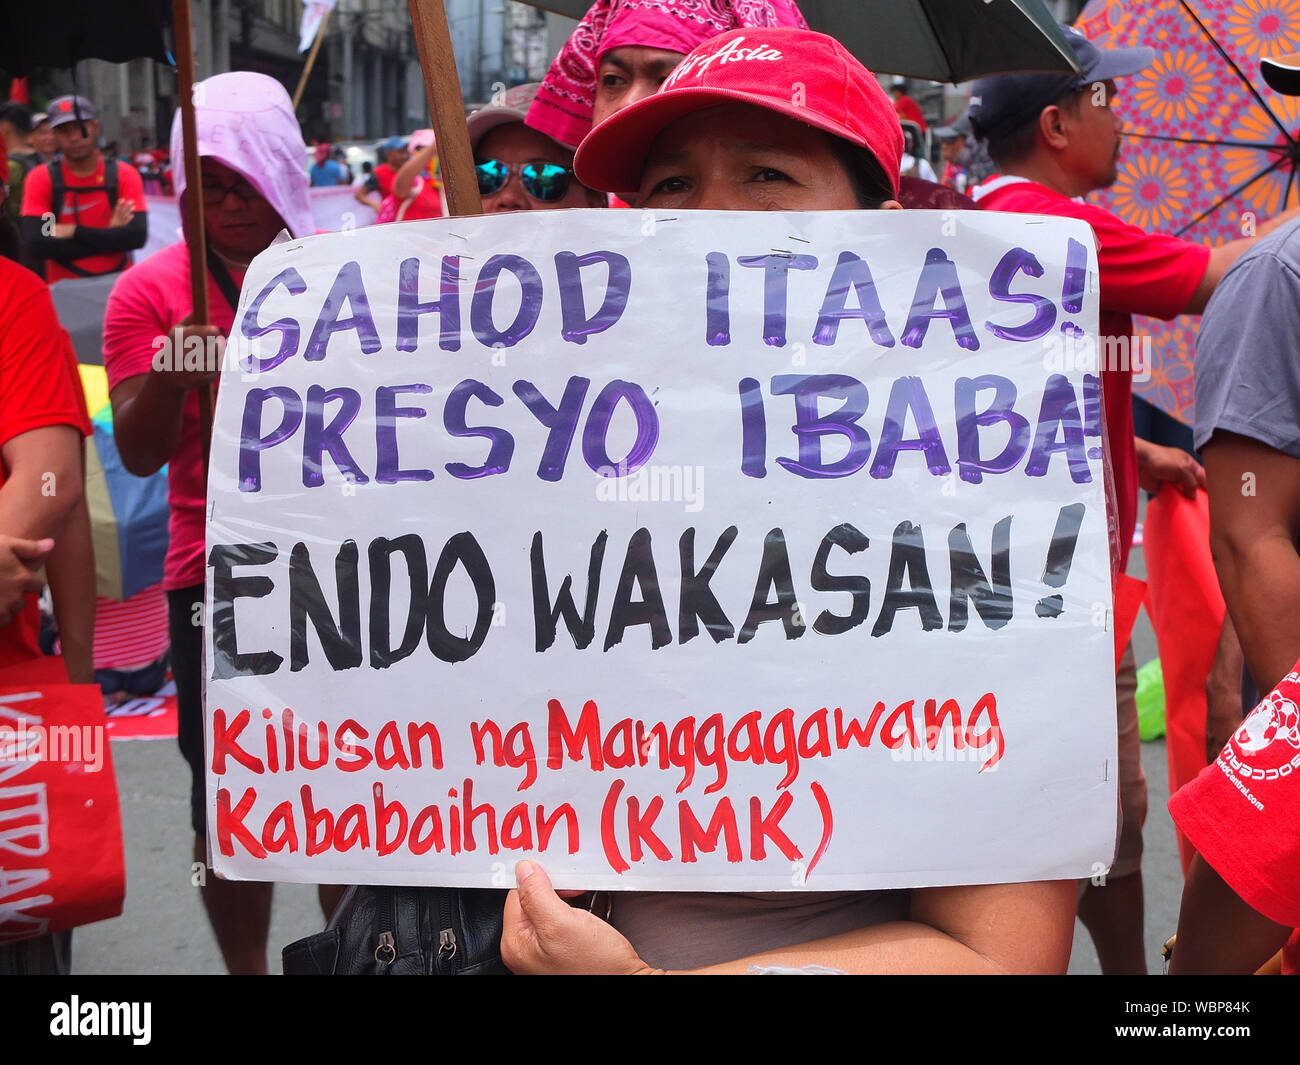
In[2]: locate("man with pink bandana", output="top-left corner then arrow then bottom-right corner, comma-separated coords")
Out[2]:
527,0 -> 807,148
103,72 -> 331,975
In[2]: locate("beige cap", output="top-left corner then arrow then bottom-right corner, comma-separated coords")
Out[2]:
467,83 -> 541,153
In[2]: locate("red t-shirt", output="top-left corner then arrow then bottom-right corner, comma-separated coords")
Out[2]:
894,95 -> 927,132
397,176 -> 443,221
373,162 -> 398,199
103,241 -> 242,592
0,258 -> 93,671
976,179 -> 1210,573
20,157 -> 147,284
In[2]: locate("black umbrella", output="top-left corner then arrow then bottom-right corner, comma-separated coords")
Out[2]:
0,0 -> 171,74
526,0 -> 1082,82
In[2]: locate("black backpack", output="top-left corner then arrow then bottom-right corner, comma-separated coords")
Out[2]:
45,159 -> 130,277
282,885 -> 511,975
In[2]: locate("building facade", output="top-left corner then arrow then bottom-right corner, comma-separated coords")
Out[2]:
39,0 -> 571,151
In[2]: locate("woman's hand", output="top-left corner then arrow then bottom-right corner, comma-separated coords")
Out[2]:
155,316 -> 224,392
1135,438 -> 1205,498
0,534 -> 52,625
501,861 -> 658,975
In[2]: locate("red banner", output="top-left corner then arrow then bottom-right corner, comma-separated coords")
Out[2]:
0,662 -> 125,942
104,685 -> 178,741
1114,573 -> 1146,669
1143,485 -> 1226,871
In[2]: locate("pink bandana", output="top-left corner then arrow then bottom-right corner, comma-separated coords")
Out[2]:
527,0 -> 807,148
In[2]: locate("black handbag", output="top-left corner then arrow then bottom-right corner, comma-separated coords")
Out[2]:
282,886 -> 512,975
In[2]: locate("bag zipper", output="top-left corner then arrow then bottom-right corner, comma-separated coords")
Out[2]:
437,893 -> 457,967
374,888 -> 397,966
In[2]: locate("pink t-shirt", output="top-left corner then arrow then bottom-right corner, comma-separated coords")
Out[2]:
103,241 -> 243,592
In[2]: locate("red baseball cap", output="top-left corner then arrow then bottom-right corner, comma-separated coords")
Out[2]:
574,27 -> 904,198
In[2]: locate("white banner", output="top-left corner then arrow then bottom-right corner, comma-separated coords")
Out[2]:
299,0 -> 338,53
205,209 -> 1117,891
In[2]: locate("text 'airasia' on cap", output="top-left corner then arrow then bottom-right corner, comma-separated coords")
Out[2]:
574,27 -> 905,197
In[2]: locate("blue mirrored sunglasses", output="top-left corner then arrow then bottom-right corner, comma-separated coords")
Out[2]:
475,159 -> 573,202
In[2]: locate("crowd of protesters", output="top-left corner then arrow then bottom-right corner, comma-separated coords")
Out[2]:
3,0 -> 1300,977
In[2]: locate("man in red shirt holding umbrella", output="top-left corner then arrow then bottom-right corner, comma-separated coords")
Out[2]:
969,22 -> 1300,974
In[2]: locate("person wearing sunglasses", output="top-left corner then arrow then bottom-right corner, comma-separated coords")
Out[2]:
102,72 -> 343,975
468,83 -> 605,213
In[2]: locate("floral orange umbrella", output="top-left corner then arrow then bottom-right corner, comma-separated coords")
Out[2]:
1078,0 -> 1300,425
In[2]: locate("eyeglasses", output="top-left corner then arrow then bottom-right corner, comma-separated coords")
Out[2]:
475,159 -> 573,202
201,176 -> 261,207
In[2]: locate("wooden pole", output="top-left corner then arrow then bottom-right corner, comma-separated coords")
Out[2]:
293,5 -> 333,112
171,0 -> 213,471
406,0 -> 483,217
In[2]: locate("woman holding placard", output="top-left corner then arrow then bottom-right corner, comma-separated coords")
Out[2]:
499,27 -> 1077,975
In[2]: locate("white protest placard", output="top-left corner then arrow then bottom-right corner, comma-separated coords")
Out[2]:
205,209 -> 1117,890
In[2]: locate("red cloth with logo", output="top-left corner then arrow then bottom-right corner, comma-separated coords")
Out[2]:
0,259 -> 92,671
1169,660 -> 1300,928
977,180 -> 1210,573
20,158 -> 147,284
102,241 -> 241,591
0,659 -> 126,942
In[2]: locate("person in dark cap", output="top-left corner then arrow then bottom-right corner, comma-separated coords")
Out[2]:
18,94 -> 147,284
27,112 -> 55,164
951,110 -> 993,187
354,135 -> 408,212
1165,52 -> 1300,976
933,125 -> 968,195
968,22 -> 1300,976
